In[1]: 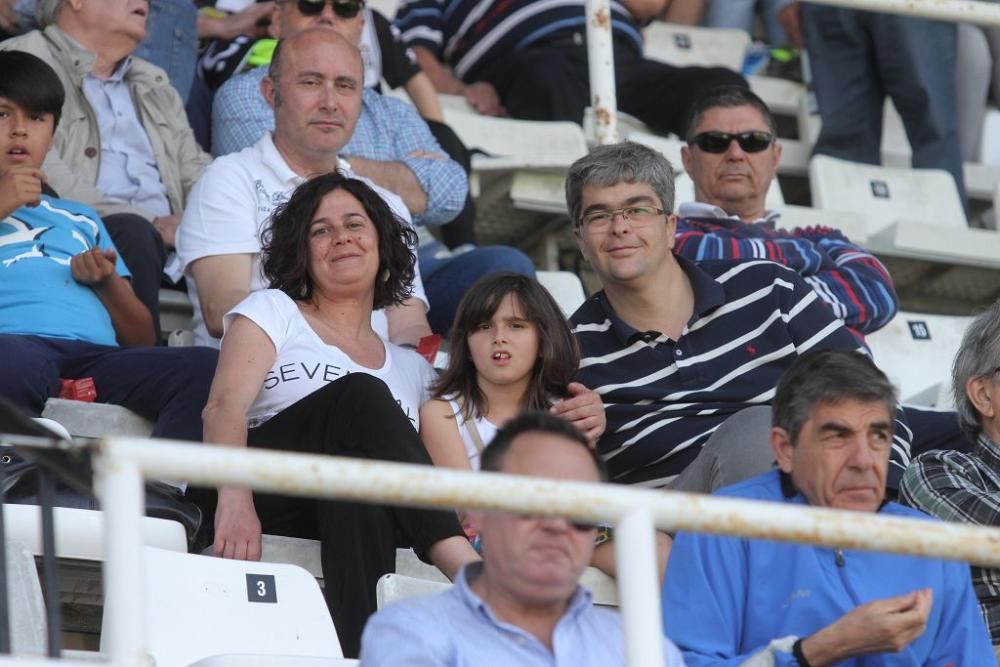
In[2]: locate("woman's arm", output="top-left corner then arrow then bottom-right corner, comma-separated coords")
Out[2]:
202,315 -> 277,561
419,399 -> 475,470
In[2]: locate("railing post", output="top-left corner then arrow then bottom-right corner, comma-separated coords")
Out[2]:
585,0 -> 618,145
615,508 -> 664,667
95,449 -> 147,666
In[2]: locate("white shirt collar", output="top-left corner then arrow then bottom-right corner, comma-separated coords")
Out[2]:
677,201 -> 781,226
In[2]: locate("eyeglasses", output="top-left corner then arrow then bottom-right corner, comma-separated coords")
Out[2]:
689,130 -> 775,154
293,0 -> 364,18
578,205 -> 666,234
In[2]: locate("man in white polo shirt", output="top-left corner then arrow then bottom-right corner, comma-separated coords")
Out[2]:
177,27 -> 431,348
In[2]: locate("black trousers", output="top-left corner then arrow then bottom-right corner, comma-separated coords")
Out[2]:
102,213 -> 167,342
479,41 -> 748,137
245,374 -> 464,658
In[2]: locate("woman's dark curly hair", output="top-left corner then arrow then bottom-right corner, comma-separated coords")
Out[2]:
261,172 -> 417,309
431,272 -> 580,421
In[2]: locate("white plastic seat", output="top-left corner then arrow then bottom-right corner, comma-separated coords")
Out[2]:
441,109 -> 588,170
866,311 -> 972,407
642,23 -> 749,71
2,505 -> 187,560
103,546 -> 343,667
41,398 -> 153,439
809,154 -> 967,234
536,271 -> 587,317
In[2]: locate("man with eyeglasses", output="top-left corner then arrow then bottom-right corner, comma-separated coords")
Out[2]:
565,141 -> 917,576
359,410 -> 687,666
675,86 -> 897,343
663,349 -> 993,665
204,0 -> 534,335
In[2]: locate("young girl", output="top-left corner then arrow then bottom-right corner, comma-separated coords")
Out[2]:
420,272 -> 605,471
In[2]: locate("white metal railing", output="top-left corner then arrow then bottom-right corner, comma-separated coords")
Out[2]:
62,436 -> 1000,667
582,0 -> 1000,145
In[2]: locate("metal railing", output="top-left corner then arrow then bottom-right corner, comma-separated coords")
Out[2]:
583,0 -> 1000,146
72,435 -> 1000,667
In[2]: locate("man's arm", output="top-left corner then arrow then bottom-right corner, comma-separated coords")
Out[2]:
900,452 -> 1000,527
386,297 -> 432,348
346,157 -> 428,216
188,254 -> 254,340
71,248 -> 156,346
197,2 -> 273,41
675,220 -> 899,335
403,72 -> 444,123
344,95 -> 467,226
211,71 -> 274,157
411,46 -> 505,116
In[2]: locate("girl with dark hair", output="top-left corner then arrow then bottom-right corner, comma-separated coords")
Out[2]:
420,272 -> 605,471
201,173 -> 477,658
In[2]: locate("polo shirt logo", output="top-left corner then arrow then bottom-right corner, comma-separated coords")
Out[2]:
746,343 -> 757,355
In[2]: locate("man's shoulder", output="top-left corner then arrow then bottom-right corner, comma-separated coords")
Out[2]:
569,292 -> 607,328
217,66 -> 268,102
715,469 -> 785,502
0,29 -> 52,56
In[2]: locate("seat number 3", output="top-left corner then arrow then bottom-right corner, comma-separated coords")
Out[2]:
246,573 -> 277,603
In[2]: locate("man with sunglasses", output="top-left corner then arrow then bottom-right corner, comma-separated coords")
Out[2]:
359,411 -> 686,666
675,87 -> 898,342
206,0 -> 534,334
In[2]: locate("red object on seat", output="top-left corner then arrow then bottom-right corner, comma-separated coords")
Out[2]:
59,377 -> 97,402
417,334 -> 442,364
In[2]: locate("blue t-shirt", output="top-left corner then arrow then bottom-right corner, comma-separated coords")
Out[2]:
0,195 -> 130,347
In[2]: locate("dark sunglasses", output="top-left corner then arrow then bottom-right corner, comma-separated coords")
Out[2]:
295,0 -> 364,18
690,130 -> 775,154
518,513 -> 596,532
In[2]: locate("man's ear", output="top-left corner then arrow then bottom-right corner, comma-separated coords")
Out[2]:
770,426 -> 794,473
680,144 -> 693,174
268,4 -> 282,37
967,376 -> 995,420
261,74 -> 277,111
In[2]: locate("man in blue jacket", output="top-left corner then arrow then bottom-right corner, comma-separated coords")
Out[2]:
662,348 -> 992,665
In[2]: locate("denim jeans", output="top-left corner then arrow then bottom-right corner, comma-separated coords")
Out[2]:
801,5 -> 966,208
419,241 -> 535,334
703,0 -> 788,46
135,0 -> 198,103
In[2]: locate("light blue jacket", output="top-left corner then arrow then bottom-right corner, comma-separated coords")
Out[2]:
662,469 -> 993,665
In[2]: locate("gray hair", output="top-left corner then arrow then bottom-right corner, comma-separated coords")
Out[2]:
564,142 -> 675,225
773,349 -> 897,444
952,300 -> 1000,440
35,0 -> 64,28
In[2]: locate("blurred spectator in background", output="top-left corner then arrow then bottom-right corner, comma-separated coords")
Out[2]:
777,1 -> 967,212
703,0 -> 787,47
1,0 -> 212,339
901,299 -> 1000,655
395,0 -> 746,136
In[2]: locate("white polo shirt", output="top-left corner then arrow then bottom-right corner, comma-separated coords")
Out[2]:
176,132 -> 427,348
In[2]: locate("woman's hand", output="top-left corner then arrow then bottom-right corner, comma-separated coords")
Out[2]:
213,486 -> 262,561
551,382 -> 607,446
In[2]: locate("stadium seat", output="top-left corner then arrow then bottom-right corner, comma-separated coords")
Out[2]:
866,311 -> 972,408
809,154 -> 966,232
536,270 -> 588,316
642,23 -> 749,72
102,546 -> 344,667
6,540 -> 48,655
441,109 -> 588,170
41,399 -> 153,439
159,288 -> 195,335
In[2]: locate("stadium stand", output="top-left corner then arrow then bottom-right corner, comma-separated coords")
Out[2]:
99,547 -> 350,666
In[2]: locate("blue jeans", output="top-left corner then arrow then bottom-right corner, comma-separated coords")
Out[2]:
0,335 -> 217,441
703,0 -> 787,46
801,5 -> 966,208
135,0 -> 198,103
419,242 -> 535,334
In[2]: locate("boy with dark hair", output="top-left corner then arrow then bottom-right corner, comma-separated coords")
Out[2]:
0,50 -> 215,441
